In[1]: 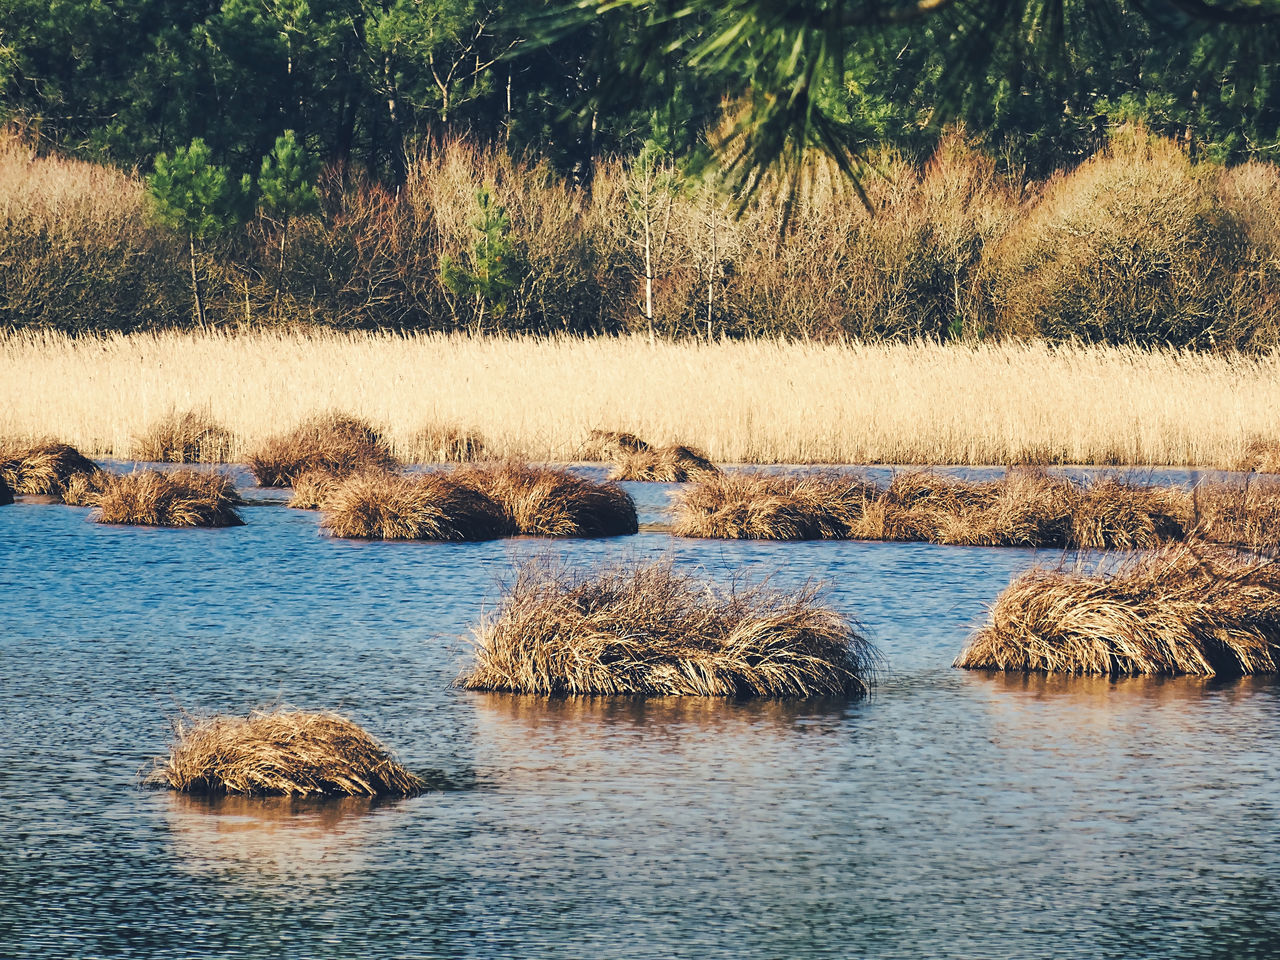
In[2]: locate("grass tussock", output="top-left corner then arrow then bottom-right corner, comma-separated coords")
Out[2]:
955,546 -> 1280,677
321,470 -> 509,540
455,462 -> 639,538
288,467 -> 346,510
60,468 -> 113,507
458,560 -> 878,698
132,409 -> 234,463
673,472 -> 876,540
247,413 -> 399,487
1190,481 -> 1280,549
581,430 -> 651,461
144,708 -> 423,797
0,440 -> 99,497
610,444 -> 719,482
94,469 -> 245,527
1237,437 -> 1280,474
406,422 -> 485,463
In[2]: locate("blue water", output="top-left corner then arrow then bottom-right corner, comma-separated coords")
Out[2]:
2,466 -> 1278,959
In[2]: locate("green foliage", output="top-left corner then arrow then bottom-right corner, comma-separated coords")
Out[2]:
440,185 -> 524,323
258,130 -> 321,222
148,139 -> 251,240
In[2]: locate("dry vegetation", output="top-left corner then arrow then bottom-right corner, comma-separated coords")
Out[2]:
132,409 -> 235,463
0,472 -> 11,506
94,469 -> 245,527
955,546 -> 1280,677
288,466 -> 347,510
675,469 -> 1280,549
144,708 -> 423,797
8,331 -> 1280,468
321,470 -> 509,540
610,444 -> 719,482
405,422 -> 485,463
454,462 -> 638,537
0,440 -> 100,497
458,560 -> 879,698
247,412 -> 399,486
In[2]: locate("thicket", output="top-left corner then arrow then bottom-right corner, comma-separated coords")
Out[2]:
3,129 -> 1280,349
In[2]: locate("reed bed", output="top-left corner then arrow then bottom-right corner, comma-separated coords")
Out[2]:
610,444 -> 719,482
458,560 -> 878,698
320,470 -> 509,540
144,708 -> 423,797
94,469 -> 245,527
456,462 -> 638,538
247,412 -> 400,486
132,409 -> 235,463
0,440 -> 99,497
8,331 -> 1280,468
954,546 -> 1280,677
675,469 -> 1280,548
406,423 -> 485,463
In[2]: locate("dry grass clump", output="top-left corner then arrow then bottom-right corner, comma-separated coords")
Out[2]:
60,468 -> 113,507
1237,437 -> 1280,474
406,422 -> 485,463
0,440 -> 99,496
1069,478 -> 1190,549
321,470 -> 509,540
132,409 -> 235,463
287,467 -> 346,510
610,444 -> 720,482
144,708 -> 423,797
1190,481 -> 1280,549
456,462 -> 638,537
955,546 -> 1280,677
247,413 -> 399,487
673,472 -> 876,539
581,429 -> 651,461
458,560 -> 878,698
94,469 -> 245,527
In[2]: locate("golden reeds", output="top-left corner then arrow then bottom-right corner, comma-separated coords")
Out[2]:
455,461 -> 639,537
144,708 -> 424,797
458,560 -> 879,697
247,412 -> 399,487
94,469 -> 245,527
581,429 -> 650,461
0,440 -> 99,497
406,422 -> 485,463
955,546 -> 1280,677
672,472 -> 876,540
320,470 -> 509,540
610,444 -> 720,482
132,409 -> 235,463
1237,437 -> 1280,474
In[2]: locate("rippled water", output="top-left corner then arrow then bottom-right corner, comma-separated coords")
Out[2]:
2,466 -> 1278,959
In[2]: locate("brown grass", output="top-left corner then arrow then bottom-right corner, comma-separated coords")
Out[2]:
247,412 -> 400,487
672,472 -> 876,540
610,444 -> 720,482
406,422 -> 485,463
457,560 -> 879,698
455,462 -> 638,537
287,467 -> 346,510
0,440 -> 99,497
94,469 -> 245,527
581,429 -> 651,461
955,546 -> 1280,677
1237,437 -> 1280,474
60,468 -> 113,507
321,470 -> 510,540
1191,480 -> 1280,549
144,708 -> 423,797
132,409 -> 234,463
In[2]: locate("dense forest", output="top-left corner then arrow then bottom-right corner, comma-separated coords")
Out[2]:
3,0 -> 1280,346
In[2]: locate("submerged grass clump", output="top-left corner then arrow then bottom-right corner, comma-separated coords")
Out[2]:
955,546 -> 1280,677
247,412 -> 399,487
456,462 -> 638,537
458,560 -> 878,698
610,444 -> 719,482
0,440 -> 99,497
321,470 -> 509,540
132,409 -> 235,463
144,708 -> 423,797
406,422 -> 485,463
94,469 -> 245,527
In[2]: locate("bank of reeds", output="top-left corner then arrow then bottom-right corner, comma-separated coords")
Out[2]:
132,409 -> 234,463
247,413 -> 399,487
456,462 -> 639,537
0,440 -> 100,498
144,708 -> 423,797
955,546 -> 1280,677
320,470 -> 509,540
675,470 -> 1280,549
458,560 -> 878,698
94,469 -> 245,527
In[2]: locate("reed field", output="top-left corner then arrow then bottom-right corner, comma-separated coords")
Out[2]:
3,329 -> 1280,467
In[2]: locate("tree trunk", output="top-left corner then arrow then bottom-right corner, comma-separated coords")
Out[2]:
188,233 -> 207,332
643,213 -> 654,344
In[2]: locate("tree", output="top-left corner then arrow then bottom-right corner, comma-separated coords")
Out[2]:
621,140 -> 678,342
148,139 -> 252,330
440,185 -> 524,333
258,129 -> 322,305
